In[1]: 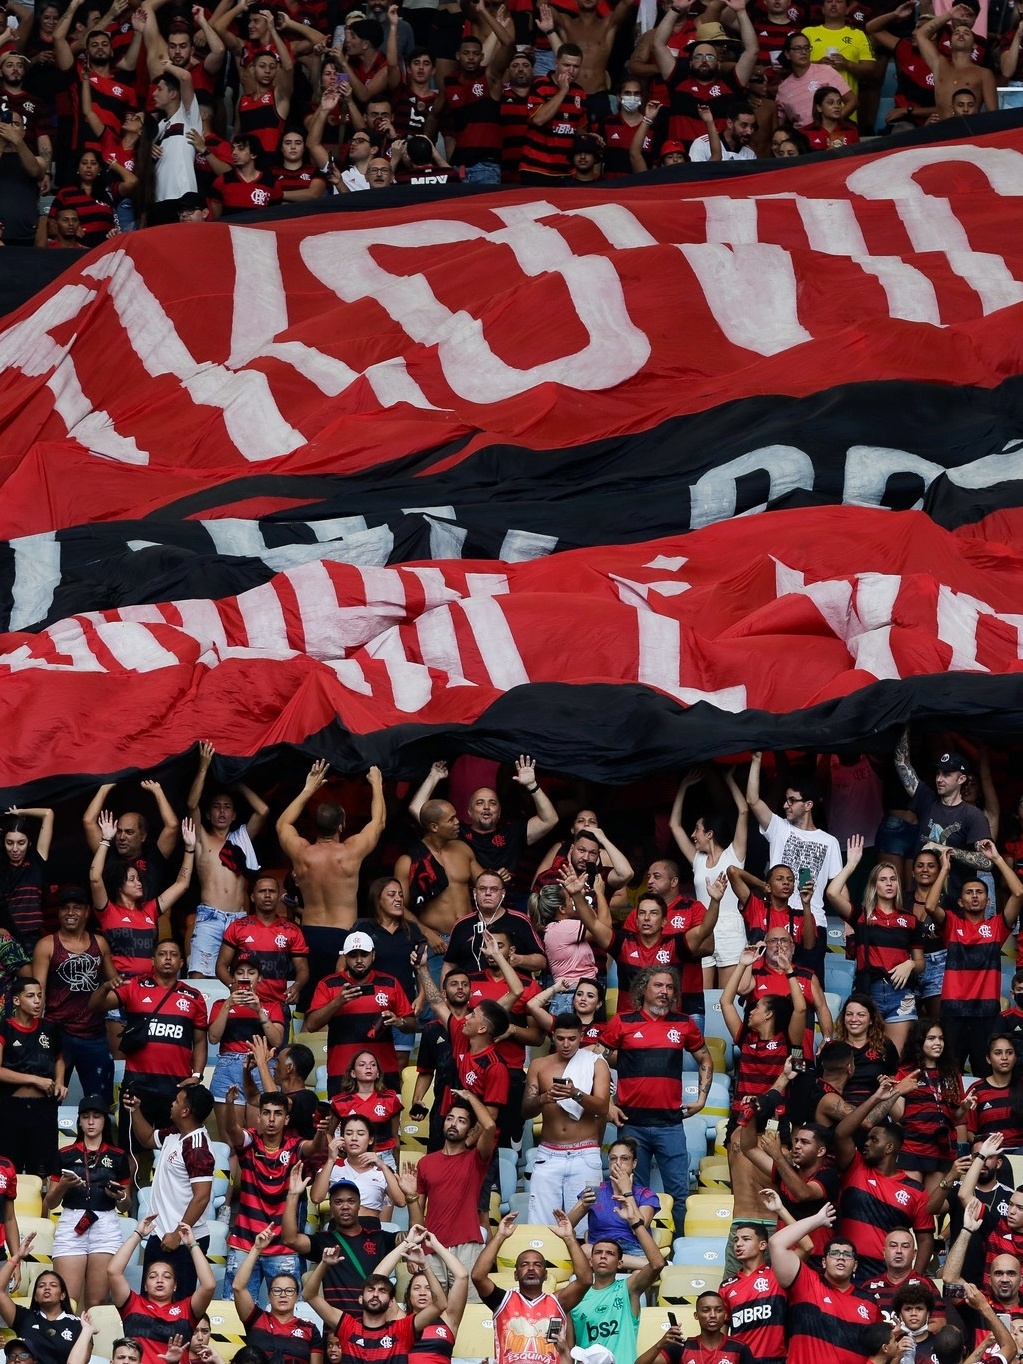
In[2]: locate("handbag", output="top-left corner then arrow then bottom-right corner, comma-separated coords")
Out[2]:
118,983 -> 178,1055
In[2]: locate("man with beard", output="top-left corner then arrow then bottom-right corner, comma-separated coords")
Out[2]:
688,98 -> 758,158
500,49 -> 537,181
302,931 -> 415,1092
472,1209 -> 592,1359
403,1089 -> 497,1300
651,0 -> 759,148
409,969 -> 471,1150
739,1116 -> 841,1262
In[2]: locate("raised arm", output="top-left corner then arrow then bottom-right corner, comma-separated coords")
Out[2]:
668,771 -> 702,864
650,0 -> 687,81
894,726 -> 920,798
512,756 -> 559,847
110,1215 -> 158,1305
138,779 -> 180,858
724,767 -> 750,861
187,740 -> 214,830
826,834 -> 863,921
409,761 -> 448,825
345,767 -> 386,859
725,0 -> 758,85
303,1247 -> 343,1330
987,838 -> 1023,929
914,12 -> 949,73
562,868 -> 613,949
282,1167 -> 313,1255
866,2 -> 914,51
746,751 -> 773,830
156,818 -> 197,913
768,1202 -> 836,1288
720,950 -> 755,1042
471,1210 -> 518,1300
231,1227 -> 273,1322
551,1206 -> 592,1312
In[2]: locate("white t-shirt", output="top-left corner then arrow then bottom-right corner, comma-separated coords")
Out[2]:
763,813 -> 843,927
688,135 -> 756,162
694,841 -> 746,941
151,1127 -> 214,1239
154,93 -> 203,202
325,1159 -> 387,1211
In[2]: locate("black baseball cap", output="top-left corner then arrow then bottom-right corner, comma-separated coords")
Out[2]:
935,751 -> 969,773
78,1095 -> 108,1116
58,885 -> 90,905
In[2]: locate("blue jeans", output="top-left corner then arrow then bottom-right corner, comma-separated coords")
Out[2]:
62,1032 -> 114,1109
463,160 -> 501,185
622,1121 -> 689,1228
223,1248 -> 300,1305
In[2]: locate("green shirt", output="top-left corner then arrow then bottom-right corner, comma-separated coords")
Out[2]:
570,1277 -> 638,1361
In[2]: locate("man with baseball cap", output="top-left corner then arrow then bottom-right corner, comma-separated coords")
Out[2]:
282,1166 -> 395,1315
302,931 -> 416,1090
895,729 -> 992,896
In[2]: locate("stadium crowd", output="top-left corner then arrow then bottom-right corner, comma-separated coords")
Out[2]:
0,0 -> 1012,241
0,735 -> 1019,1363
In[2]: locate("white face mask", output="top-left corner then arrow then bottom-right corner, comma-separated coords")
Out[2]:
620,94 -> 642,112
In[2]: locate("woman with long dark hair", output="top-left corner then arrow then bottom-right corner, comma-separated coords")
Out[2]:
891,1019 -> 968,1191
969,1033 -> 1023,1150
0,1235 -> 82,1364
354,877 -> 425,1072
834,992 -> 899,1106
43,1097 -> 131,1309
0,805 -> 53,951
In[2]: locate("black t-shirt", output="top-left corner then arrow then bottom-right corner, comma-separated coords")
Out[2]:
0,152 -> 40,244
417,1018 -> 457,1110
354,917 -> 424,1002
12,1307 -> 82,1364
53,1140 -> 129,1212
459,820 -> 528,877
306,1225 -> 396,1313
445,909 -> 545,976
910,786 -> 989,893
105,839 -> 169,904
0,1017 -> 61,1086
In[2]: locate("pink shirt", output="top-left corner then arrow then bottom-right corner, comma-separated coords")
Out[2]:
777,63 -> 852,127
544,917 -> 596,984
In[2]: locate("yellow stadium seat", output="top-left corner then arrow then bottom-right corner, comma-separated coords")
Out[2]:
18,1218 -> 55,1262
698,1157 -> 731,1189
453,1303 -> 496,1359
605,988 -> 619,1015
705,1036 -> 727,1073
496,1225 -> 573,1274
399,1067 -> 432,1149
637,1305 -> 697,1353
208,1299 -> 247,1346
683,1195 -> 733,1238
12,1262 -> 52,1307
301,1030 -> 329,1066
658,1264 -> 725,1304
85,1305 -> 123,1360
714,1119 -> 728,1156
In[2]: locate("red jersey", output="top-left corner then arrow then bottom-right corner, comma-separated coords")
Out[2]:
447,1014 -> 510,1114
719,1264 -> 786,1361
119,1290 -> 198,1364
837,1152 -> 933,1279
237,89 -> 284,155
895,1064 -> 963,1162
468,972 -> 540,1069
520,74 -> 588,178
211,168 -> 284,213
95,899 -> 159,977
210,995 -> 285,1053
602,1009 -> 704,1126
416,1144 -> 490,1245
849,903 -> 922,980
221,913 -> 308,1005
942,910 -> 1010,1015
968,1079 -> 1023,1147
335,1310 -> 414,1363
786,1262 -> 879,1364
803,122 -> 860,149
243,1309 -> 321,1364
330,1088 -> 402,1152
309,969 -> 413,1086
600,113 -> 650,176
116,976 -> 208,1078
443,71 -> 501,166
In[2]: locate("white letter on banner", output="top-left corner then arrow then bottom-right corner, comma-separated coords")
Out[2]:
774,562 -> 902,679
676,243 -> 813,355
689,446 -> 816,530
846,146 -> 1023,315
936,585 -> 1023,671
83,251 -> 305,461
300,213 -> 650,402
612,574 -> 747,711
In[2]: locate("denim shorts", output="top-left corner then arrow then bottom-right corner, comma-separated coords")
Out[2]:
875,814 -> 919,858
210,1052 -> 247,1102
918,949 -> 946,1001
870,976 -> 917,1023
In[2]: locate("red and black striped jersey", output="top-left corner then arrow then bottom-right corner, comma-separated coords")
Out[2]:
599,114 -> 651,177
310,969 -> 414,1086
210,996 -> 286,1053
84,68 -> 138,137
837,1153 -> 933,1279
664,1339 -> 756,1364
983,1217 -> 1023,1279
443,72 -> 501,165
742,893 -> 805,945
861,1271 -> 934,1319
116,977 -> 208,1078
391,82 -> 441,138
747,963 -> 818,1055
660,895 -> 708,1008
500,85 -> 529,181
941,910 -> 1010,1016
895,1065 -> 962,1162
733,1029 -> 790,1108
222,913 -> 308,1005
786,1261 -> 880,1364
47,185 -> 115,249
610,927 -> 689,1016
755,19 -> 798,66
468,973 -> 541,1069
849,904 -> 923,979
777,1161 -> 842,1259
238,90 -> 284,155
230,1131 -> 304,1254
601,1009 -> 705,1125
335,1311 -> 415,1363
892,39 -> 936,113
410,1322 -> 456,1363
520,73 -> 588,178
664,64 -> 744,148
95,899 -> 159,977
242,1309 -> 322,1364
720,1264 -> 786,1361
968,1080 -> 1023,1147
119,1291 -> 198,1364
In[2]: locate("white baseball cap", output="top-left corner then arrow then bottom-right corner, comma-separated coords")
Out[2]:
342,931 -> 374,954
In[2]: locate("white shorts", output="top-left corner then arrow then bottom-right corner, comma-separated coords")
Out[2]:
53,1208 -> 123,1258
710,917 -> 748,970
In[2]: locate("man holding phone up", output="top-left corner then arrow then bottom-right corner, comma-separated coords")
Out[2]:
302,931 -> 415,1092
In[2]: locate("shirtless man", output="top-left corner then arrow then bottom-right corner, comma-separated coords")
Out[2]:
186,741 -> 269,977
552,0 -> 638,106
395,800 -> 484,971
916,12 -> 997,116
276,760 -> 386,1004
523,1013 -> 610,1225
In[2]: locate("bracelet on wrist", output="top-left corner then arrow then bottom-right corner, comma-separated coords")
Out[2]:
527,783 -> 539,793
629,1219 -> 643,1230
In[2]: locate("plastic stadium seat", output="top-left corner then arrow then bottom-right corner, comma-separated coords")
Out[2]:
637,1305 -> 698,1353
714,1119 -> 728,1157
490,1268 -> 567,1292
659,1264 -> 725,1304
605,987 -> 619,1015
301,1031 -> 328,1066
210,1141 -> 232,1173
496,1225 -> 573,1274
704,1036 -> 728,1073
18,1218 -> 55,1261
700,992 -> 736,1068
12,1262 -> 51,1306
698,1158 -> 730,1189
84,1305 -> 123,1360
314,1065 -> 328,1101
683,1194 -> 733,1238
671,1236 -> 727,1267
207,1222 -> 229,1261
191,980 -> 231,1008
208,1298 -> 247,1347
652,1194 -> 675,1236
453,1304 -> 496,1359
824,955 -> 855,999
